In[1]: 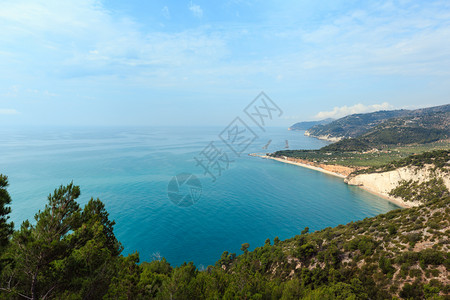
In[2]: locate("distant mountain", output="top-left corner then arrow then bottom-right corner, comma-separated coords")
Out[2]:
305,110 -> 411,140
288,118 -> 333,131
306,104 -> 450,142
320,104 -> 450,151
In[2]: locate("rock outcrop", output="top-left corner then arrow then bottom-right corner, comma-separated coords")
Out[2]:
345,165 -> 450,207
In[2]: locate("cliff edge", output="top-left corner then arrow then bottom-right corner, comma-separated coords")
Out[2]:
345,165 -> 450,207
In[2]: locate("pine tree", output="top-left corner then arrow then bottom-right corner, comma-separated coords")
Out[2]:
0,174 -> 13,251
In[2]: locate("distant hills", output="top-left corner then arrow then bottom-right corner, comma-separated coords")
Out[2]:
288,118 -> 334,130
305,109 -> 411,140
300,104 -> 450,151
321,104 -> 449,151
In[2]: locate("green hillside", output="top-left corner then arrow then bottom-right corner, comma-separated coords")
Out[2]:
272,141 -> 450,168
306,109 -> 411,139
319,107 -> 449,152
306,104 -> 450,143
352,149 -> 450,175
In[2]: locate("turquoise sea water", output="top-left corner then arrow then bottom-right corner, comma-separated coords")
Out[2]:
0,126 -> 399,267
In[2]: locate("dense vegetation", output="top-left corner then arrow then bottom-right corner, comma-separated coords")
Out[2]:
320,110 -> 450,152
278,105 -> 450,168
306,104 -> 449,142
389,178 -> 449,203
320,127 -> 448,152
352,150 -> 450,175
0,171 -> 449,299
306,109 -> 412,139
0,175 -> 14,273
320,138 -> 373,152
272,143 -> 450,168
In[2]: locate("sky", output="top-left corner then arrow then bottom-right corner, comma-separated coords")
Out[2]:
0,0 -> 449,127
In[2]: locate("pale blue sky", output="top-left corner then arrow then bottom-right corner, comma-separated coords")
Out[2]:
0,0 -> 449,126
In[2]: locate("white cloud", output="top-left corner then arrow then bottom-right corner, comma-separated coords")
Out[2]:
1,0 -> 449,85
189,2 -> 203,18
2,85 -> 20,97
2,85 -> 58,98
315,102 -> 393,119
0,0 -> 449,107
0,109 -> 19,115
0,0 -> 227,85
266,2 -> 450,77
162,6 -> 170,19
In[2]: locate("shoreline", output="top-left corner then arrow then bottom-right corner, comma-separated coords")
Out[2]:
250,153 -> 411,208
252,154 -> 346,178
357,186 -> 411,208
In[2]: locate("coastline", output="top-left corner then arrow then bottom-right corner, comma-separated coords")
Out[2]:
250,153 -> 412,208
251,154 -> 346,178
357,186 -> 411,208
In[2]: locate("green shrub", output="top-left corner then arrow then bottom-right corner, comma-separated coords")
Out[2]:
400,282 -> 424,299
420,249 -> 444,265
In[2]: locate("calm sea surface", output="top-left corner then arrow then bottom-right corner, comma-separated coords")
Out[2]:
0,126 -> 399,267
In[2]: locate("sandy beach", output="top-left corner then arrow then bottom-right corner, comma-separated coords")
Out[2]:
250,153 -> 412,208
252,154 -> 347,178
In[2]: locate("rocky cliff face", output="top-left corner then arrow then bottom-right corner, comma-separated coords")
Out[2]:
345,165 -> 450,207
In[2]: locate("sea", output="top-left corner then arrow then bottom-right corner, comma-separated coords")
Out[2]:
0,126 -> 399,267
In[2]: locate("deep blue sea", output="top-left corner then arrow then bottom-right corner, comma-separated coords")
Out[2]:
0,126 -> 399,267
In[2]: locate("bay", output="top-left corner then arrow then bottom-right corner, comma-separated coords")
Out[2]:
0,126 -> 399,267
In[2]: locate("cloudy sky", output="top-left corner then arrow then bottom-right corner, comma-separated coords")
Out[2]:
1,0 -> 449,126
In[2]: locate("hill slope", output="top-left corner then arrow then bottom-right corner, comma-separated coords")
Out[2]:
306,104 -> 450,143
305,109 -> 411,140
346,150 -> 450,207
214,194 -> 449,299
319,105 -> 450,152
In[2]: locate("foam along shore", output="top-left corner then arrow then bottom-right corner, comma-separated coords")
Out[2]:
249,153 -> 347,178
249,153 -> 412,208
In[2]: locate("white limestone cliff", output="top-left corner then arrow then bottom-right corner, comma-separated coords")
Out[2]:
345,165 -> 449,207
